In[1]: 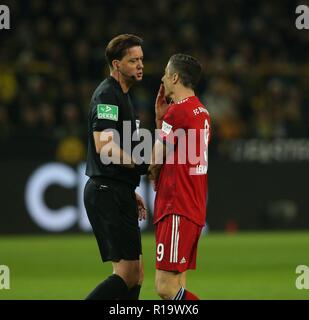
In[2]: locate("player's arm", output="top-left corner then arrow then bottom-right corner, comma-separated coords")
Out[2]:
149,88 -> 179,181
148,138 -> 166,181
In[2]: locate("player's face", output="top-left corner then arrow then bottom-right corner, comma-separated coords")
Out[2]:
161,62 -> 173,98
119,46 -> 144,81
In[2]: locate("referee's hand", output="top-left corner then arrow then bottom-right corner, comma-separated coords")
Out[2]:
135,192 -> 147,221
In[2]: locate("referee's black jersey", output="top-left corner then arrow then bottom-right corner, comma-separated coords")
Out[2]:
85,76 -> 141,187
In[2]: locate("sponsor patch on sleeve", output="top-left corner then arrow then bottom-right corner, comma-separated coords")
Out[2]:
161,120 -> 173,135
97,104 -> 119,121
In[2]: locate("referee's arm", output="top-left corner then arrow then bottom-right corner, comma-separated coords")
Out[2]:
93,130 -> 135,168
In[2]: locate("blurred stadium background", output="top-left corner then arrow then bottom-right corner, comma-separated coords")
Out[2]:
0,0 -> 308,299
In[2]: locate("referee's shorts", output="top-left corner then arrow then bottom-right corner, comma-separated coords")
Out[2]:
84,176 -> 142,262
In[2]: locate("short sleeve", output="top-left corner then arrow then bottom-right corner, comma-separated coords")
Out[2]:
91,90 -> 119,132
159,105 -> 185,145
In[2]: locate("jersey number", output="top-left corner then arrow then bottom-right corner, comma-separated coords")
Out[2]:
203,119 -> 210,172
157,243 -> 164,262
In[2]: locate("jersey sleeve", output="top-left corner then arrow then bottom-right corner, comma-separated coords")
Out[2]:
91,89 -> 119,132
159,105 -> 186,145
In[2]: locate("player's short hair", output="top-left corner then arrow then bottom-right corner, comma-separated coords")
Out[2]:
168,53 -> 202,89
105,34 -> 143,68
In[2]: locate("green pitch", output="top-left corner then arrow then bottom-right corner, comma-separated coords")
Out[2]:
0,232 -> 308,300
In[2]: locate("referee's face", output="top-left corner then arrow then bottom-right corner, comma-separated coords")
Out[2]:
119,46 -> 144,82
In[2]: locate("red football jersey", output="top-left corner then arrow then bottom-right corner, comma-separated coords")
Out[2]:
154,96 -> 211,226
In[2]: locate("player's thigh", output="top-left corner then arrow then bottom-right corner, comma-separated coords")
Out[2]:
155,214 -> 202,272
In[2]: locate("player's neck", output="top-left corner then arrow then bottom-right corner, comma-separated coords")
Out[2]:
172,88 -> 195,103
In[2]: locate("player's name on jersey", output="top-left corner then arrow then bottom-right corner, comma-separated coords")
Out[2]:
190,165 -> 208,175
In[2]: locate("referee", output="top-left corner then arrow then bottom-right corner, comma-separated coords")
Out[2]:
84,34 -> 148,300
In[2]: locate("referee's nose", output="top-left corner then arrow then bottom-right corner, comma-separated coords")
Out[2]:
138,59 -> 144,70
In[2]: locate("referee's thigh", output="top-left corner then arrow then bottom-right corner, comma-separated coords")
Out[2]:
84,178 -> 141,262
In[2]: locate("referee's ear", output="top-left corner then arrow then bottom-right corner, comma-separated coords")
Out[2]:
111,60 -> 120,71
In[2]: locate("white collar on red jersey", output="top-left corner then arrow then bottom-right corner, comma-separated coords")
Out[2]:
176,96 -> 197,104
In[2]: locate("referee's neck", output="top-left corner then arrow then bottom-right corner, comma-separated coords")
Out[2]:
111,73 -> 132,93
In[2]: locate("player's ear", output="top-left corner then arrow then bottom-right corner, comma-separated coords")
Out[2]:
172,73 -> 179,84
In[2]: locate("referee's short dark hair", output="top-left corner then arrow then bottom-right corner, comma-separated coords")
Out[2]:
168,53 -> 202,90
105,34 -> 143,67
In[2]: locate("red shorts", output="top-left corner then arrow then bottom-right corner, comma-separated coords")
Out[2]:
155,214 -> 203,272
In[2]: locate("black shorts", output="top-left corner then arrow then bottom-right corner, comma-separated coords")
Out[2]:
84,177 -> 142,262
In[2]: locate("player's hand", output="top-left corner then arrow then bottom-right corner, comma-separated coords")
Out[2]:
135,192 -> 147,221
155,84 -> 169,121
